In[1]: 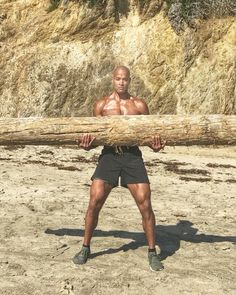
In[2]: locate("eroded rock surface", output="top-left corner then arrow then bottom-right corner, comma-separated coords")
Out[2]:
0,0 -> 235,117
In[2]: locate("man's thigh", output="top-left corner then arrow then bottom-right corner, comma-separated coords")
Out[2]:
91,154 -> 121,187
127,183 -> 153,213
89,179 -> 113,204
127,183 -> 151,203
121,154 -> 150,187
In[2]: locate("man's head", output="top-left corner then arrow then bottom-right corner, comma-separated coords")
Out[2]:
112,66 -> 131,95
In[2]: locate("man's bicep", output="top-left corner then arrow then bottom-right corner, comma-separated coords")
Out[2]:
92,100 -> 103,116
137,99 -> 150,115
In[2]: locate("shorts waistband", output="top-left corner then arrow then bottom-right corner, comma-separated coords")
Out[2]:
103,145 -> 140,155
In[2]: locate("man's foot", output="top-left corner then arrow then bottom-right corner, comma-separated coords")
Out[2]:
148,251 -> 164,271
72,246 -> 90,265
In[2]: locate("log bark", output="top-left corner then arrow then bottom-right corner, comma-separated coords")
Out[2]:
0,115 -> 235,146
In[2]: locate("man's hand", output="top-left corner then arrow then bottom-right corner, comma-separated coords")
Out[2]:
76,134 -> 95,151
149,136 -> 166,152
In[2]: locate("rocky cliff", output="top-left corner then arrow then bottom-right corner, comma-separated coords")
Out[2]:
0,0 -> 235,117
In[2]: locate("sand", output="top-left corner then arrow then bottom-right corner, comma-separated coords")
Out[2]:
0,145 -> 235,295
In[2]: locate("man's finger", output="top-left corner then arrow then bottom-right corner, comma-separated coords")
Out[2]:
157,136 -> 161,146
76,136 -> 83,146
84,134 -> 90,146
157,136 -> 162,148
89,136 -> 96,145
152,136 -> 157,146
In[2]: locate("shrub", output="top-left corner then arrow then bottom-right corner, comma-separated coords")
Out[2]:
165,0 -> 236,20
165,0 -> 236,33
47,0 -> 61,13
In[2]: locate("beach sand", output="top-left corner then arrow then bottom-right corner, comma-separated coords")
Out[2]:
0,145 -> 235,295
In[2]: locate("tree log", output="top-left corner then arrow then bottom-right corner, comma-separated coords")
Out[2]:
0,115 -> 235,146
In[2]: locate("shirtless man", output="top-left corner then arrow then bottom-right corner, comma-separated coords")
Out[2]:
73,66 -> 165,271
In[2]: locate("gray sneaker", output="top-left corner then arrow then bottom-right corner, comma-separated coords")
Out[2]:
148,251 -> 164,271
72,246 -> 90,265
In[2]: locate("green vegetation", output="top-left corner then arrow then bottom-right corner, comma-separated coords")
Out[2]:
180,0 -> 192,18
47,0 -> 105,12
83,0 -> 102,7
46,0 -> 236,19
165,0 -> 195,20
164,0 -> 235,33
139,0 -> 150,5
165,0 -> 236,19
47,0 -> 61,13
87,0 -> 106,8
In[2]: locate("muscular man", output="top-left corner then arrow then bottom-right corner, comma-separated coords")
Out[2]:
73,66 -> 165,271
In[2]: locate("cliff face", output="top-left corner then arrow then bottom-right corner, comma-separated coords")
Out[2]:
0,0 -> 235,117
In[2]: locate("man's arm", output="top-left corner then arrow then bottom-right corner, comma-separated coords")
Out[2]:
78,98 -> 106,150
135,98 -> 166,152
92,98 -> 106,116
134,98 -> 149,115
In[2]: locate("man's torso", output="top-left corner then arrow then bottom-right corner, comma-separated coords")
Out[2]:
94,93 -> 147,155
100,94 -> 143,116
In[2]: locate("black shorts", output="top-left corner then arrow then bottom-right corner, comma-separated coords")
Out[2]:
91,146 -> 150,187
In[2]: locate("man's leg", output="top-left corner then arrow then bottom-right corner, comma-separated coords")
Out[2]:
84,179 -> 113,246
127,183 -> 155,248
127,183 -> 163,271
73,179 -> 113,265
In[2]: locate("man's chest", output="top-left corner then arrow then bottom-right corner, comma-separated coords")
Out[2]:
102,99 -> 140,115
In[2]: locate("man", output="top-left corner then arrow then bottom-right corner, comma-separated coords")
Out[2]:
73,66 -> 165,271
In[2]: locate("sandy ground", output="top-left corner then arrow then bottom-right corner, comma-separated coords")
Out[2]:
0,145 -> 235,295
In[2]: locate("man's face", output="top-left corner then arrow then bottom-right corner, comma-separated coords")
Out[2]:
112,69 -> 131,94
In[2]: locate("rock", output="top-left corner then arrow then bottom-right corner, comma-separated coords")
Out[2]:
0,1 -> 235,117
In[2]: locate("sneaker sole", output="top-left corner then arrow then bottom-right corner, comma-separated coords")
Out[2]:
150,266 -> 164,272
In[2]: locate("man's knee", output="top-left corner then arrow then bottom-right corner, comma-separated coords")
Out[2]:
137,196 -> 153,217
140,200 -> 152,212
89,184 -> 108,211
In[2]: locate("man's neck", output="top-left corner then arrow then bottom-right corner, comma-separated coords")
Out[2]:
114,91 -> 130,100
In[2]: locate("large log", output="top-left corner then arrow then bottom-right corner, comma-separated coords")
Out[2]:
0,115 -> 235,146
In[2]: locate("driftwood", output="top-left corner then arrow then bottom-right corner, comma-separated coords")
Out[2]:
0,115 -> 235,146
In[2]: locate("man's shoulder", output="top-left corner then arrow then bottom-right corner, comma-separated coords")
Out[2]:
94,96 -> 109,105
131,95 -> 142,100
93,96 -> 110,115
131,96 -> 147,104
94,94 -> 116,105
131,96 -> 149,114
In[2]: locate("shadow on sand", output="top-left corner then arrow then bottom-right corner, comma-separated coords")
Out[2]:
45,220 -> 236,260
